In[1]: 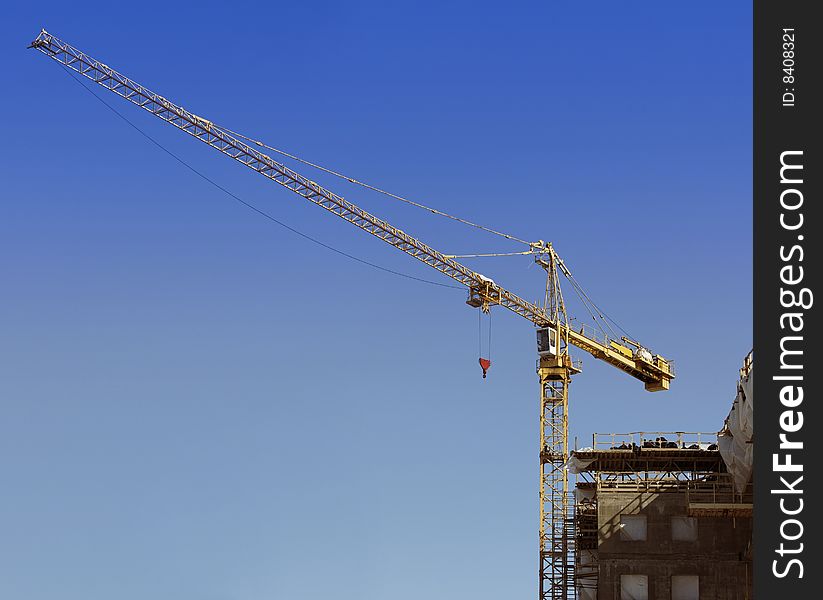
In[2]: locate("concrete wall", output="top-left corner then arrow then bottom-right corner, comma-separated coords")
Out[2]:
594,489 -> 752,600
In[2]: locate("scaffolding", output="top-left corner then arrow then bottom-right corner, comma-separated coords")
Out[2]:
569,431 -> 725,599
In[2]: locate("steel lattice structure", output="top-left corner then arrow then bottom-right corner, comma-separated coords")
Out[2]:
30,29 -> 674,599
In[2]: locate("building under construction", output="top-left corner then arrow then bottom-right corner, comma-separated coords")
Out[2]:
568,353 -> 753,600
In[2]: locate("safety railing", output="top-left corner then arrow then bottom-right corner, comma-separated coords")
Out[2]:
658,356 -> 676,376
534,357 -> 584,374
590,431 -> 719,451
686,474 -> 753,506
595,477 -> 692,492
567,318 -> 676,377
569,318 -> 612,349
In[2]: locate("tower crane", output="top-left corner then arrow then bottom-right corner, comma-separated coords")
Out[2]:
29,30 -> 674,600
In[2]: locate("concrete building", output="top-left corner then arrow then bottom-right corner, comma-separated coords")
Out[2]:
570,354 -> 753,600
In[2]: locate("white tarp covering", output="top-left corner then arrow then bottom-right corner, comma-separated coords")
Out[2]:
671,516 -> 698,541
619,515 -> 647,541
576,549 -> 598,600
671,575 -> 699,600
718,356 -> 754,493
575,487 -> 595,504
565,455 -> 595,474
578,587 -> 597,600
620,574 -> 648,600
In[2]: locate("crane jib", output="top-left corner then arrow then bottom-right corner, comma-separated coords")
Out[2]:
28,29 -> 673,392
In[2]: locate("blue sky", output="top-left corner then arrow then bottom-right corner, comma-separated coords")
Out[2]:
1,2 -> 751,599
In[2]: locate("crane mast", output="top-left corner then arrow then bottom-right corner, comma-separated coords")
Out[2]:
30,29 -> 674,599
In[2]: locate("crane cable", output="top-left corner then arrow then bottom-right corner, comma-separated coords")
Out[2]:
57,64 -> 463,291
561,267 -> 635,343
213,123 -> 534,247
53,58 -> 637,353
565,277 -> 616,341
228,120 -> 638,348
478,307 -> 492,378
478,308 -> 493,361
569,274 -> 632,340
444,250 -> 534,259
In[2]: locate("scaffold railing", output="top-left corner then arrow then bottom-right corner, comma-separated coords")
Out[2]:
589,431 -> 719,451
686,473 -> 753,505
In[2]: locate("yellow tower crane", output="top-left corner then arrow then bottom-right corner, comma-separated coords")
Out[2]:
29,29 -> 674,600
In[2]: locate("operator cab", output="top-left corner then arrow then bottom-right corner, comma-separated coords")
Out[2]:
536,327 -> 559,357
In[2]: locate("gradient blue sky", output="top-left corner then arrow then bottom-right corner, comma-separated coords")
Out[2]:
1,2 -> 751,599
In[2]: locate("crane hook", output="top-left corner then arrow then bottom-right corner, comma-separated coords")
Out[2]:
478,306 -> 492,379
